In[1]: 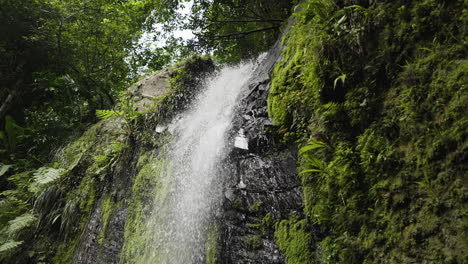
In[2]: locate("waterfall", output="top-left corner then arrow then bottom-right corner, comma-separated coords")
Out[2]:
139,60 -> 258,263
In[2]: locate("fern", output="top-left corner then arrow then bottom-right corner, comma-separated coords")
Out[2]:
33,167 -> 64,185
6,213 -> 36,237
28,167 -> 64,194
34,186 -> 62,215
0,197 -> 28,222
7,171 -> 32,190
96,109 -> 123,120
299,141 -> 329,176
0,240 -> 22,253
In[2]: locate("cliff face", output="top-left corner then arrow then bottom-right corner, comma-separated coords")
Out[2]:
56,41 -> 303,264
64,57 -> 217,264
0,57 -> 218,264
217,40 -> 303,263
2,1 -> 466,263
268,1 -> 467,263
66,66 -> 177,264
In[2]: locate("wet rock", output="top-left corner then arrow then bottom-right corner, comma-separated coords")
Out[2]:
234,129 -> 249,150
218,37 -> 302,264
71,146 -> 139,264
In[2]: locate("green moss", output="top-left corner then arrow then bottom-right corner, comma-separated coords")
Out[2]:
119,135 -> 174,264
248,212 -> 274,237
98,195 -> 113,245
52,235 -> 81,264
248,201 -> 264,213
144,56 -> 215,124
275,217 -> 314,264
243,235 -> 263,250
46,116 -> 130,263
271,0 -> 467,263
119,56 -> 218,263
205,224 -> 219,264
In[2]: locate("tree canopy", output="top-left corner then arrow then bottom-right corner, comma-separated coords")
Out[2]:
0,0 -> 294,165
0,0 -> 168,162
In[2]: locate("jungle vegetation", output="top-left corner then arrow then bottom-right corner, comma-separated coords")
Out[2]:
0,0 -> 292,262
0,0 -> 466,263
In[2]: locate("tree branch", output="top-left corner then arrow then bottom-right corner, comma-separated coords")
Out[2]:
207,19 -> 282,23
198,26 -> 279,41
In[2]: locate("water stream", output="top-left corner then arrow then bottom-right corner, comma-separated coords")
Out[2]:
140,60 -> 258,263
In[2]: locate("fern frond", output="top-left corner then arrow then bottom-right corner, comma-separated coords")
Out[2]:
0,190 -> 20,197
7,171 -> 33,189
0,240 -> 23,253
6,213 -> 36,237
96,109 -> 123,120
298,169 -> 323,175
33,167 -> 64,185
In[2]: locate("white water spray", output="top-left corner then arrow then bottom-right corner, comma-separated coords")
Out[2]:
139,60 -> 257,263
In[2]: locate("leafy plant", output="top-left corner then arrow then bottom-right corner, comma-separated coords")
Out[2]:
29,167 -> 65,194
0,213 -> 36,258
95,110 -> 124,120
0,240 -> 23,254
299,140 -> 329,175
333,74 -> 347,89
0,164 -> 12,177
5,213 -> 36,237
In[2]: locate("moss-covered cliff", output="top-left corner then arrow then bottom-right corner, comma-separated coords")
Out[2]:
1,1 -> 466,263
269,0 -> 467,263
0,56 -> 215,263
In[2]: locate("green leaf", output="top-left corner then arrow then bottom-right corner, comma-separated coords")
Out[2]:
299,141 -> 328,154
33,167 -> 64,185
4,115 -> 24,151
96,109 -> 124,120
298,169 -> 323,175
304,155 -> 327,169
0,164 -> 12,177
333,74 -> 346,89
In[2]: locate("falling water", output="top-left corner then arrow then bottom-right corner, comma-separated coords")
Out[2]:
139,60 -> 259,263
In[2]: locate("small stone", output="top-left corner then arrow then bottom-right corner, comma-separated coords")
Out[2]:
234,129 -> 249,150
225,189 -> 235,201
155,125 -> 166,133
242,114 -> 252,120
237,180 -> 246,189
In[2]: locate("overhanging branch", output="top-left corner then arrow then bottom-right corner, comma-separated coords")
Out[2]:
207,19 -> 282,23
198,26 -> 279,41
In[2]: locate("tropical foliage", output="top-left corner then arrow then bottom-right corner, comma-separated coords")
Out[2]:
0,0 -> 466,263
269,0 -> 467,263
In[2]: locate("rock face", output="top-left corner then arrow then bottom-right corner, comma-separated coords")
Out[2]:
130,69 -> 174,111
71,136 -> 139,264
68,70 -> 176,264
218,40 -> 303,263
66,43 -> 300,263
